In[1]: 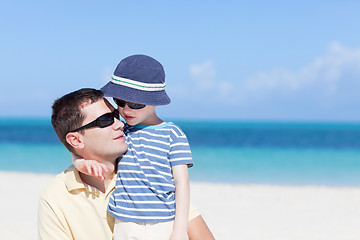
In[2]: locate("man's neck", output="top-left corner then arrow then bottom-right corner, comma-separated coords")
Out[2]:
79,158 -> 117,193
79,170 -> 115,193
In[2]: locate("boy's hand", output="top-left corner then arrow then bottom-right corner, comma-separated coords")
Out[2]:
73,158 -> 108,181
169,228 -> 188,240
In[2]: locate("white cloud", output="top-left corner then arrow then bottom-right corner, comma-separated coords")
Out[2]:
189,43 -> 360,107
218,81 -> 234,100
189,60 -> 216,89
243,42 -> 360,92
101,66 -> 113,84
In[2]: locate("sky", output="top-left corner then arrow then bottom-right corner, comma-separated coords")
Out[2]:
1,0 -> 360,121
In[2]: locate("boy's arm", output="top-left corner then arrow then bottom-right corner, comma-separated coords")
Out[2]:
71,153 -> 108,180
171,164 -> 190,240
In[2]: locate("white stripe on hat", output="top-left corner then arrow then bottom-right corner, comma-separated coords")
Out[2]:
111,75 -> 166,92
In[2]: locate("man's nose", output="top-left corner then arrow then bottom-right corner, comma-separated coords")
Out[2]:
113,117 -> 125,130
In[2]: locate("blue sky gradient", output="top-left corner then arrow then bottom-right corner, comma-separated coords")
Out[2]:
1,1 -> 360,121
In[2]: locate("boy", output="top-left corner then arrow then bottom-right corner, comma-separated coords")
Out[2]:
74,55 -> 193,240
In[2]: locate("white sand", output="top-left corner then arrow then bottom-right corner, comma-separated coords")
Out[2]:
191,182 -> 360,240
1,171 -> 360,240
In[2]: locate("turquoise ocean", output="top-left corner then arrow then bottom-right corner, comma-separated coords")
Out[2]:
1,118 -> 360,187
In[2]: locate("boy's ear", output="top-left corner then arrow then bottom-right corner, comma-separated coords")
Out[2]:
66,132 -> 84,149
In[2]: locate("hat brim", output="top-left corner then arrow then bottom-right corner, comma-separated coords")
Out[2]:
100,81 -> 171,106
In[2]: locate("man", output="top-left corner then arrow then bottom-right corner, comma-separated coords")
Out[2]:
38,88 -> 214,239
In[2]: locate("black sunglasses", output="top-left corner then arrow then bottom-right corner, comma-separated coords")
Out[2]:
70,109 -> 120,132
113,98 -> 146,110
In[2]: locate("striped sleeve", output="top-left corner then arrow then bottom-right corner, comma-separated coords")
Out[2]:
169,124 -> 193,167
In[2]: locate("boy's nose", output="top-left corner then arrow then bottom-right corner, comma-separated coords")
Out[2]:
122,104 -> 132,113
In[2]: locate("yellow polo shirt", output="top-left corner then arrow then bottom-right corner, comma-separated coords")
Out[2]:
38,165 -> 200,240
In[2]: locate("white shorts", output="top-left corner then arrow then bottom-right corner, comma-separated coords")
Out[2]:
113,219 -> 174,240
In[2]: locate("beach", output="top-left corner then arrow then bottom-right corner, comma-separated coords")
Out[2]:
1,171 -> 360,240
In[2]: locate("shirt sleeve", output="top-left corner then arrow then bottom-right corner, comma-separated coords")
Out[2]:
38,197 -> 72,240
169,124 -> 193,167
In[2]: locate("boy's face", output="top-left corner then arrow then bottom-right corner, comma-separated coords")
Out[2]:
115,98 -> 157,126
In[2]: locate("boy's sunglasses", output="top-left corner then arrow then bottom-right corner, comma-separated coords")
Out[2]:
70,109 -> 120,132
113,98 -> 146,110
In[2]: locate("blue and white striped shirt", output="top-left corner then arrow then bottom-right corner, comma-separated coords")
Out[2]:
108,122 -> 193,223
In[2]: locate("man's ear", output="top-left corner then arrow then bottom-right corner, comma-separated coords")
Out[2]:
66,132 -> 84,150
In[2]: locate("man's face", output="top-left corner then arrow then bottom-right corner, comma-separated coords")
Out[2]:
79,98 -> 127,161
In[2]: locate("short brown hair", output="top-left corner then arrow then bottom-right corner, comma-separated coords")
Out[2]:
51,88 -> 104,153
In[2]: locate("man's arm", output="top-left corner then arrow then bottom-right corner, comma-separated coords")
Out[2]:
38,198 -> 72,240
188,215 -> 215,240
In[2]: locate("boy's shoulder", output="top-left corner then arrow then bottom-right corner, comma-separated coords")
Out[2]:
156,121 -> 182,131
125,122 -> 187,137
126,121 -> 182,130
165,122 -> 188,138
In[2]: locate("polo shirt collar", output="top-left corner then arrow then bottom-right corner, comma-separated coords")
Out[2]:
64,165 -> 116,195
65,165 -> 86,192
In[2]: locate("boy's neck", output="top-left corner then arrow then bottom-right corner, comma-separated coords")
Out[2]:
138,114 -> 164,126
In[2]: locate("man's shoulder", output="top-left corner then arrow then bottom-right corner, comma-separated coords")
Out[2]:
39,165 -> 75,200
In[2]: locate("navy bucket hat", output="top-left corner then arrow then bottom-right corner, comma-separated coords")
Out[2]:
101,54 -> 171,106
